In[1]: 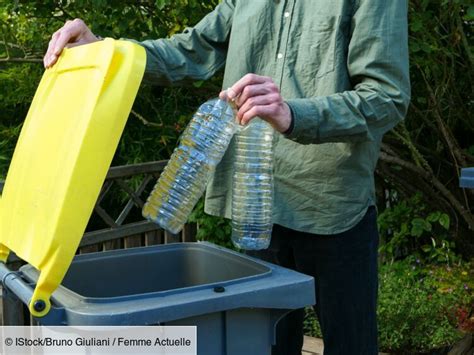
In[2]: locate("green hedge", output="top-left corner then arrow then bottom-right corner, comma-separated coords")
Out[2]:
304,258 -> 473,354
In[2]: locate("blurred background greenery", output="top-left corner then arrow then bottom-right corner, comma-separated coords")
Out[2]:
1,1 -> 473,353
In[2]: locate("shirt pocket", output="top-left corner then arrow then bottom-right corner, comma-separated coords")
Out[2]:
291,15 -> 339,79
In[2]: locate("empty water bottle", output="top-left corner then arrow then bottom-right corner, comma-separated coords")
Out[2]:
142,98 -> 237,234
231,118 -> 274,250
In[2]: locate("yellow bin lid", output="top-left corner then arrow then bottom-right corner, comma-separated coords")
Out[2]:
0,39 -> 146,317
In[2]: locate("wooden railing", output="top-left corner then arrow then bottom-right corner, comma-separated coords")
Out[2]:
0,160 -> 196,261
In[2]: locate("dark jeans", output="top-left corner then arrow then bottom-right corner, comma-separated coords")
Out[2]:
247,207 -> 379,355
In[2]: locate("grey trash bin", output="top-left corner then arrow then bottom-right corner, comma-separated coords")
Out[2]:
2,242 -> 315,355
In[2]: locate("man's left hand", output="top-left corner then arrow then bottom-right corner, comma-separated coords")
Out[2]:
219,74 -> 292,133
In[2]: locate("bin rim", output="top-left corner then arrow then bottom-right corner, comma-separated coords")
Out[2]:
20,242 -> 273,303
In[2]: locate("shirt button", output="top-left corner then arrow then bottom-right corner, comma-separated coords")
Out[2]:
284,12 -> 290,18
277,53 -> 283,59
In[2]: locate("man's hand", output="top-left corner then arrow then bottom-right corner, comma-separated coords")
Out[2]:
219,74 -> 292,133
43,19 -> 100,68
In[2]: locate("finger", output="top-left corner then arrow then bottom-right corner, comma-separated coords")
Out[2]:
240,105 -> 276,126
65,41 -> 88,49
53,20 -> 73,55
44,31 -> 60,67
52,29 -> 75,57
51,19 -> 86,59
238,94 -> 280,122
47,54 -> 59,68
219,90 -> 227,101
236,83 -> 274,107
45,20 -> 72,67
45,32 -> 73,68
228,73 -> 270,99
219,88 -> 236,101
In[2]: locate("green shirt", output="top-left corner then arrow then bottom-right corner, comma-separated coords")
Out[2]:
136,0 -> 411,234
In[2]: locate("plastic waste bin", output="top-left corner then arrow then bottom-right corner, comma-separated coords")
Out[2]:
460,168 -> 474,188
3,242 -> 314,354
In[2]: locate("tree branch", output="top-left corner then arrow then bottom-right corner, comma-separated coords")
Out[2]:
393,122 -> 433,174
130,110 -> 163,128
456,11 -> 474,68
0,41 -> 23,50
0,57 -> 42,63
418,63 -> 468,169
416,63 -> 474,206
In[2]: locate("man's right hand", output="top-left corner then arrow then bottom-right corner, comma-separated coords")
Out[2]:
43,19 -> 100,68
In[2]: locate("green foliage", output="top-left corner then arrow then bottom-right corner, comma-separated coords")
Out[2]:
303,258 -> 474,352
188,198 -> 234,249
0,123 -> 22,176
377,258 -> 473,353
303,308 -> 323,339
378,193 -> 458,264
377,0 -> 473,256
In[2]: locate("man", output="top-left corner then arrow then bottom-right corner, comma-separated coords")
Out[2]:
44,1 -> 410,354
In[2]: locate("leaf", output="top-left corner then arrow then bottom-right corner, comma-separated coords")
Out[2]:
467,145 -> 474,156
400,222 -> 409,235
420,42 -> 432,53
439,214 -> 450,230
410,18 -> 423,32
464,5 -> 474,21
155,0 -> 167,10
411,218 -> 428,237
427,212 -> 441,223
410,41 -> 421,53
421,244 -> 432,253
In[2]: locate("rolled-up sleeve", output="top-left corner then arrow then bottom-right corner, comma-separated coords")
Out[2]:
130,0 -> 234,86
285,0 -> 411,144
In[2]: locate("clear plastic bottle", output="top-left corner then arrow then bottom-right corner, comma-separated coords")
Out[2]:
142,98 -> 237,234
231,118 -> 274,250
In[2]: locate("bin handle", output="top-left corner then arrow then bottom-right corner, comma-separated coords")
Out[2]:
0,262 -> 35,310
